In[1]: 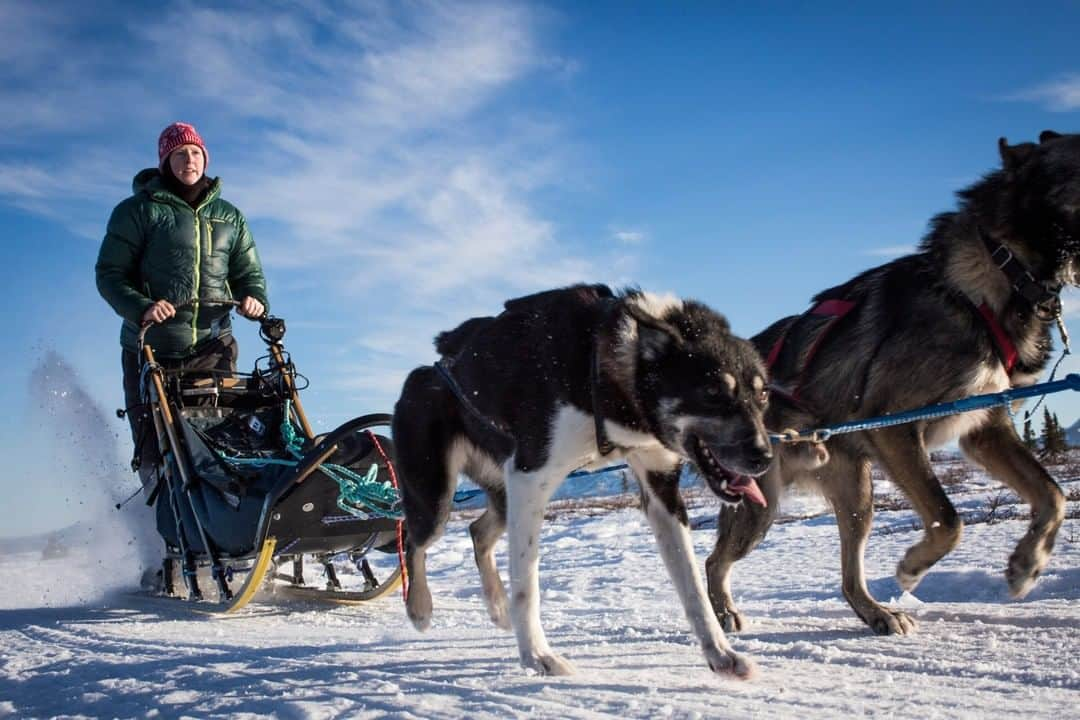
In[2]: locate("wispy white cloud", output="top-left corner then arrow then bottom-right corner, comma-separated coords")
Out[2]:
1005,74 -> 1080,112
0,3 -> 170,141
862,244 -> 917,258
0,1 -> 637,410
612,229 -> 646,244
540,54 -> 583,81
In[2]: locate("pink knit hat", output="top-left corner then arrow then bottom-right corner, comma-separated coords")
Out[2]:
158,122 -> 209,170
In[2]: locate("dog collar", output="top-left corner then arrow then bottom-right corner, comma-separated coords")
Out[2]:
591,345 -> 616,455
977,227 -> 1063,321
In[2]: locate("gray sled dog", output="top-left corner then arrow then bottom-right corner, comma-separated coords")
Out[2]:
393,284 -> 773,677
707,131 -> 1078,636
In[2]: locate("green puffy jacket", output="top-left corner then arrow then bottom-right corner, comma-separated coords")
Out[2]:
96,169 -> 269,358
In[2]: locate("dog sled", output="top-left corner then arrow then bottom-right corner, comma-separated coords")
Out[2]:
126,299 -> 404,613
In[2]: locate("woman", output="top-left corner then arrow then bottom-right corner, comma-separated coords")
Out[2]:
96,121 -> 269,490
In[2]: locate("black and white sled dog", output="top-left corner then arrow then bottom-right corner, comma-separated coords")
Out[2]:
393,284 -> 773,677
707,131 -> 1080,637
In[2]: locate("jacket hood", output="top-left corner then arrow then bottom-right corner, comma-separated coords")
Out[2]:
132,168 -> 221,204
132,167 -> 162,194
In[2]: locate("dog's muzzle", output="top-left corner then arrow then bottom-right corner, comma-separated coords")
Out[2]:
686,434 -> 770,507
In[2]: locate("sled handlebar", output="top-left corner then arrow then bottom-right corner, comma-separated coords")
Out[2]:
137,297 -> 282,350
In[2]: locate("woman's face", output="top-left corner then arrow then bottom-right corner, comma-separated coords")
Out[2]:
168,144 -> 205,185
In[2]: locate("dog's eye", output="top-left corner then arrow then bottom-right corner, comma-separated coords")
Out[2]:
699,385 -> 728,405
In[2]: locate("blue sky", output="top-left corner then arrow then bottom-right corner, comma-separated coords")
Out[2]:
2,0 -> 1079,536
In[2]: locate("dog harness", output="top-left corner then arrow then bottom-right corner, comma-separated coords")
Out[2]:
590,296 -> 625,456
769,230 -> 1070,393
975,227 -> 1068,375
591,346 -> 616,455
433,359 -> 515,441
973,302 -> 1018,374
434,294 -> 624,458
764,298 -> 856,400
977,227 -> 1064,320
766,290 -> 1022,399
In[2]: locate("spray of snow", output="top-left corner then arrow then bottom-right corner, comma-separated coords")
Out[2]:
1,352 -> 159,608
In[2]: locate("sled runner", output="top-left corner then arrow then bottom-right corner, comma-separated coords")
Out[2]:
126,299 -> 404,613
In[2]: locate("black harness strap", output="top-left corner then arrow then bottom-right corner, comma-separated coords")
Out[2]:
977,227 -> 1063,320
591,344 -> 615,455
590,297 -> 626,456
433,359 -> 515,442
438,353 -> 617,456
437,294 -> 622,458
973,226 -> 1070,375
765,230 -> 1066,402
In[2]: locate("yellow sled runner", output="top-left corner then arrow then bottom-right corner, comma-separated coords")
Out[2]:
128,299 -> 406,613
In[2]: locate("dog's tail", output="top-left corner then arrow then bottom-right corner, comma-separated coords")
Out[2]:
392,366 -> 460,547
434,316 -> 496,357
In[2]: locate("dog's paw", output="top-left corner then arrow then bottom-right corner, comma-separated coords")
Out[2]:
895,563 -> 927,593
704,647 -> 757,680
708,604 -> 743,634
867,608 -> 916,636
487,601 -> 512,631
482,588 -> 512,630
713,605 -> 745,633
709,592 -> 745,632
406,589 -> 433,632
407,611 -> 432,632
521,650 -> 576,676
1005,552 -> 1042,599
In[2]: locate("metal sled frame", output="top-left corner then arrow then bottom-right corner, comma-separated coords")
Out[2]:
140,304 -> 402,614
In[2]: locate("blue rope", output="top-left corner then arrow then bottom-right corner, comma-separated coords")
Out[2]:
771,373 -> 1080,444
218,401 -> 403,519
280,400 -> 305,459
451,488 -> 487,503
322,460 -> 400,519
418,373 -> 1080,504
217,373 -> 1080,515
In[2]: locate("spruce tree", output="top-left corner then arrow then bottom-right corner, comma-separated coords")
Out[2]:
1022,417 -> 1037,450
1053,412 -> 1069,451
1041,408 -> 1054,457
1041,408 -> 1067,459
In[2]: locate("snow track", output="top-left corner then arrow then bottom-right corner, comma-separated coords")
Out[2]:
1,477 -> 1077,719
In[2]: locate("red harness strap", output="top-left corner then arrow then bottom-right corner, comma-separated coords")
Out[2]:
366,430 -> 408,603
977,302 -> 1018,375
766,299 -> 857,399
765,325 -> 788,368
767,298 -> 1018,398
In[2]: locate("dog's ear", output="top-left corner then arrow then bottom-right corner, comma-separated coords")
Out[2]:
1039,130 -> 1063,144
625,304 -> 683,361
638,323 -> 675,361
999,137 -> 1038,171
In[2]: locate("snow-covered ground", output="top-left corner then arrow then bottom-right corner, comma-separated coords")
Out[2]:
1,467 -> 1078,719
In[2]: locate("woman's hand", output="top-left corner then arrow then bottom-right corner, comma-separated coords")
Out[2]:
238,296 -> 265,319
141,300 -> 176,325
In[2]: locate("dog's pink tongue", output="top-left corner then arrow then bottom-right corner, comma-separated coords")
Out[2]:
728,475 -> 767,507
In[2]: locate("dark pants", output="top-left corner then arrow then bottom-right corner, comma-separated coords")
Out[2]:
122,335 -> 238,486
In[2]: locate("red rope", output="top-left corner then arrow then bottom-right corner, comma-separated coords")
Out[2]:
366,430 -> 408,603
